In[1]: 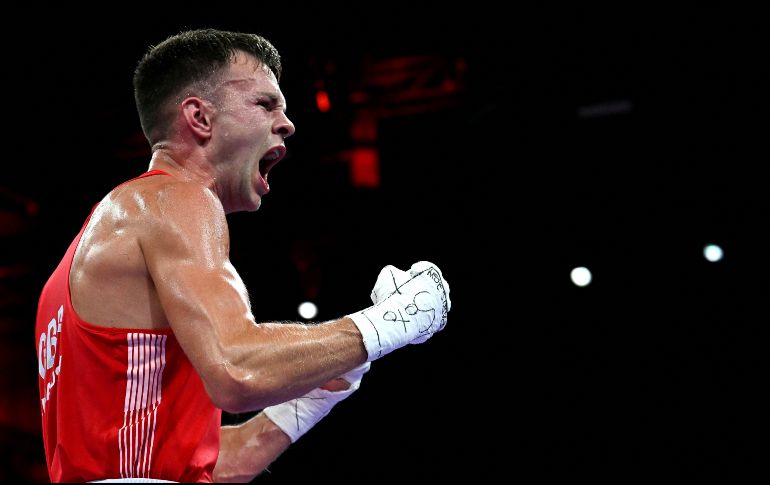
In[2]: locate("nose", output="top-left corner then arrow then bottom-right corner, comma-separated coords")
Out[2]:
274,112 -> 296,140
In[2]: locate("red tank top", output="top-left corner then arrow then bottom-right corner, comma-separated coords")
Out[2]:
35,170 -> 221,482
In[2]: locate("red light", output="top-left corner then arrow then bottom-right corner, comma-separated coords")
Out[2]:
315,90 -> 331,112
350,147 -> 380,188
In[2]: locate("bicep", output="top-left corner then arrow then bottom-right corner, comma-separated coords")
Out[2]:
140,187 -> 254,393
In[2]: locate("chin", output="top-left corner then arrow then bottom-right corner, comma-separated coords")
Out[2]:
241,189 -> 262,212
229,199 -> 261,214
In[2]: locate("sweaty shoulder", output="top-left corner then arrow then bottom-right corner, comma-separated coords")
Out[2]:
70,175 -> 228,329
123,176 -> 224,221
121,177 -> 230,258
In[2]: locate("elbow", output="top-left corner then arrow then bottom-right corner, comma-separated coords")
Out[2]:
207,385 -> 250,414
203,366 -> 281,414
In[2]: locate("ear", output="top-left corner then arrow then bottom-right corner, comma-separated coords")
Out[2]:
180,97 -> 214,141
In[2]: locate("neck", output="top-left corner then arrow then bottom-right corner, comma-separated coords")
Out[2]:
147,148 -> 217,191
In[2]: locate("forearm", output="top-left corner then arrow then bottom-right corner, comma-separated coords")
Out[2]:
211,317 -> 367,411
213,412 -> 291,483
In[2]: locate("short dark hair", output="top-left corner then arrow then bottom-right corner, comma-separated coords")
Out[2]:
133,28 -> 282,143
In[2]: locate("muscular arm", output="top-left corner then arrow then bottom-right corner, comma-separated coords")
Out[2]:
213,376 -> 352,482
139,181 -> 367,412
213,413 -> 291,482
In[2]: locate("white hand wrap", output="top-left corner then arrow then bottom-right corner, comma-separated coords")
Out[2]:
262,362 -> 370,443
347,261 -> 451,361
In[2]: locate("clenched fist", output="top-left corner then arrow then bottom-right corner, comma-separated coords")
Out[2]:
348,261 -> 451,360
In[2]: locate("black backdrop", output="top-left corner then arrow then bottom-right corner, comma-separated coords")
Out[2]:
2,4 -> 767,481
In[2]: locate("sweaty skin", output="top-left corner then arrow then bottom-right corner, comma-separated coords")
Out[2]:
69,52 -> 366,481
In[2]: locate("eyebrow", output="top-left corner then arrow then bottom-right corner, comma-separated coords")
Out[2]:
254,91 -> 288,112
221,78 -> 287,110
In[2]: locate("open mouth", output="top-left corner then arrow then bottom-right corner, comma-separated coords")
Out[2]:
258,146 -> 287,181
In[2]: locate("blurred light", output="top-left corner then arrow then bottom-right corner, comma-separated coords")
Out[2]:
570,266 -> 592,287
315,90 -> 331,112
350,147 -> 380,188
298,301 -> 318,320
703,244 -> 724,262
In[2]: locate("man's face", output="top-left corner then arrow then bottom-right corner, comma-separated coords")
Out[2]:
209,52 -> 295,213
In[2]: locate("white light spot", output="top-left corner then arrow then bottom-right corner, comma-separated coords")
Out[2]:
703,244 -> 724,262
298,301 -> 318,320
570,266 -> 592,287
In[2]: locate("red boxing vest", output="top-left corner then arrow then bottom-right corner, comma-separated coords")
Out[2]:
35,170 -> 221,482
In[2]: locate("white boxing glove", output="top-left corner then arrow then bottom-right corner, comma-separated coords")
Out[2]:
262,362 -> 370,443
348,261 -> 451,361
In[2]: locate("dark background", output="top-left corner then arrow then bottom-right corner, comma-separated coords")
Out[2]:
1,4 -> 767,481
